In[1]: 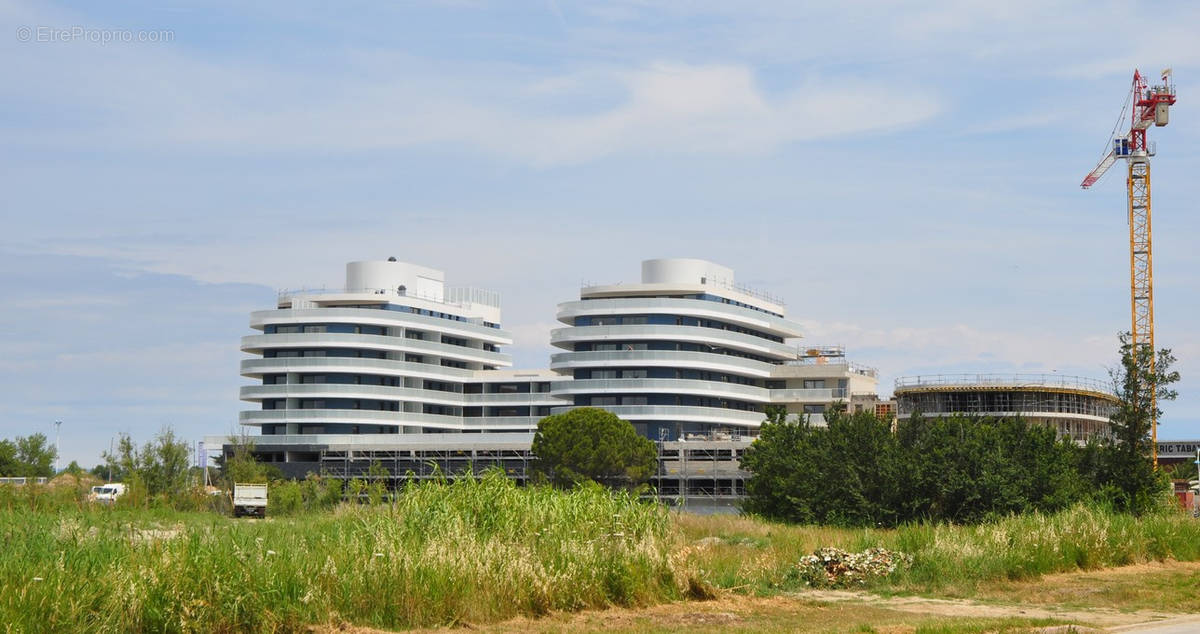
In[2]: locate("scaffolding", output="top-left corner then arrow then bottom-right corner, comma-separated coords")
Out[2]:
225,431 -> 752,508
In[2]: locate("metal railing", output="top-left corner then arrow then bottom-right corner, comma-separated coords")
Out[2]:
548,404 -> 767,425
579,278 -> 785,307
769,388 -> 847,402
279,285 -> 500,309
550,350 -> 775,375
250,308 -> 508,338
549,378 -> 770,400
241,333 -> 512,364
895,373 -> 1113,394
549,325 -> 794,355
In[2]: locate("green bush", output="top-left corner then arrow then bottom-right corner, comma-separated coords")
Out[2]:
270,480 -> 304,516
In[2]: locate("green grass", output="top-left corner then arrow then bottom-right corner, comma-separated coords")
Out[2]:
0,473 -> 686,632
677,504 -> 1200,595
4,478 -> 1200,633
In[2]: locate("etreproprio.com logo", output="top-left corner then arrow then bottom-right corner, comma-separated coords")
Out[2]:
16,25 -> 174,44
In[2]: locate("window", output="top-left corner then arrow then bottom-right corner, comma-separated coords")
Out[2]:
803,404 -> 825,414
803,379 -> 825,389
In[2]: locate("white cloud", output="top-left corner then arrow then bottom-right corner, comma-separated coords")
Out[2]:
5,48 -> 940,166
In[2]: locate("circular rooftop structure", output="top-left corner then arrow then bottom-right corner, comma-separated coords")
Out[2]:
894,374 -> 1118,442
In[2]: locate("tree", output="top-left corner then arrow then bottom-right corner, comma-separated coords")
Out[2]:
1092,332 -> 1181,514
101,428 -> 193,497
141,428 -> 191,497
0,434 -> 58,478
0,440 -> 17,477
531,407 -> 657,489
740,405 -> 825,523
17,434 -> 57,477
214,434 -> 281,487
742,406 -> 901,526
742,406 -> 1086,527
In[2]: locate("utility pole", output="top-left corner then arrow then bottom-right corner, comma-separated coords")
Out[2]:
54,420 -> 62,474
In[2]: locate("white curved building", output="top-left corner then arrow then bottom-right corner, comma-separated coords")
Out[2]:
239,259 -> 563,436
550,259 -> 815,439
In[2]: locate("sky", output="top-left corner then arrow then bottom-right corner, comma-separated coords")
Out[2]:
3,1 -> 1199,467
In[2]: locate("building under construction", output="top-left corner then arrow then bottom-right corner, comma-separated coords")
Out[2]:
894,374 -> 1119,442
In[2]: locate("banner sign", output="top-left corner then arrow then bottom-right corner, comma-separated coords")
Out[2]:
1157,441 -> 1200,459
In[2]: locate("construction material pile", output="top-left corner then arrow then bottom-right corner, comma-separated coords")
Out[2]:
793,547 -> 912,588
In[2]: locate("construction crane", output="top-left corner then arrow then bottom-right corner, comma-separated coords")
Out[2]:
1081,69 -> 1176,466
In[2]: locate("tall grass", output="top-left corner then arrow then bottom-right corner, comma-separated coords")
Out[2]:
0,472 -> 686,632
887,504 -> 1200,589
6,476 -> 1200,632
679,504 -> 1200,595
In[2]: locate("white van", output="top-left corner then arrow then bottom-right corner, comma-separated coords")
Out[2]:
89,483 -> 126,504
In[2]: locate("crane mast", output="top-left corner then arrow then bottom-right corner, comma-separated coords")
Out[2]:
1081,69 -> 1176,467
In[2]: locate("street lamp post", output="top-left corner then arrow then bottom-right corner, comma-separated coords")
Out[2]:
54,421 -> 62,474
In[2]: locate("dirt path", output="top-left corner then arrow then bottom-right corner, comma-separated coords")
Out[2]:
316,561 -> 1200,633
794,588 -> 1173,629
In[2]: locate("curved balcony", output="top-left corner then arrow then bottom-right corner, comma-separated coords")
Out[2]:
549,350 -> 774,377
239,409 -> 541,431
550,378 -> 770,402
769,388 -> 847,402
241,333 -> 511,366
555,298 -> 803,338
549,325 -> 795,359
548,404 -> 767,428
240,383 -> 460,407
242,383 -> 564,408
250,308 -> 510,345
240,357 -> 476,380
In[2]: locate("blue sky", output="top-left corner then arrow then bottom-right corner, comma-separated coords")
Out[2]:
3,1 -> 1199,466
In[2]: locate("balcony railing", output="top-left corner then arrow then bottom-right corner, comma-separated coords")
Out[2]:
549,350 -> 775,375
895,373 -> 1113,395
279,285 -> 500,309
549,378 -> 769,401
